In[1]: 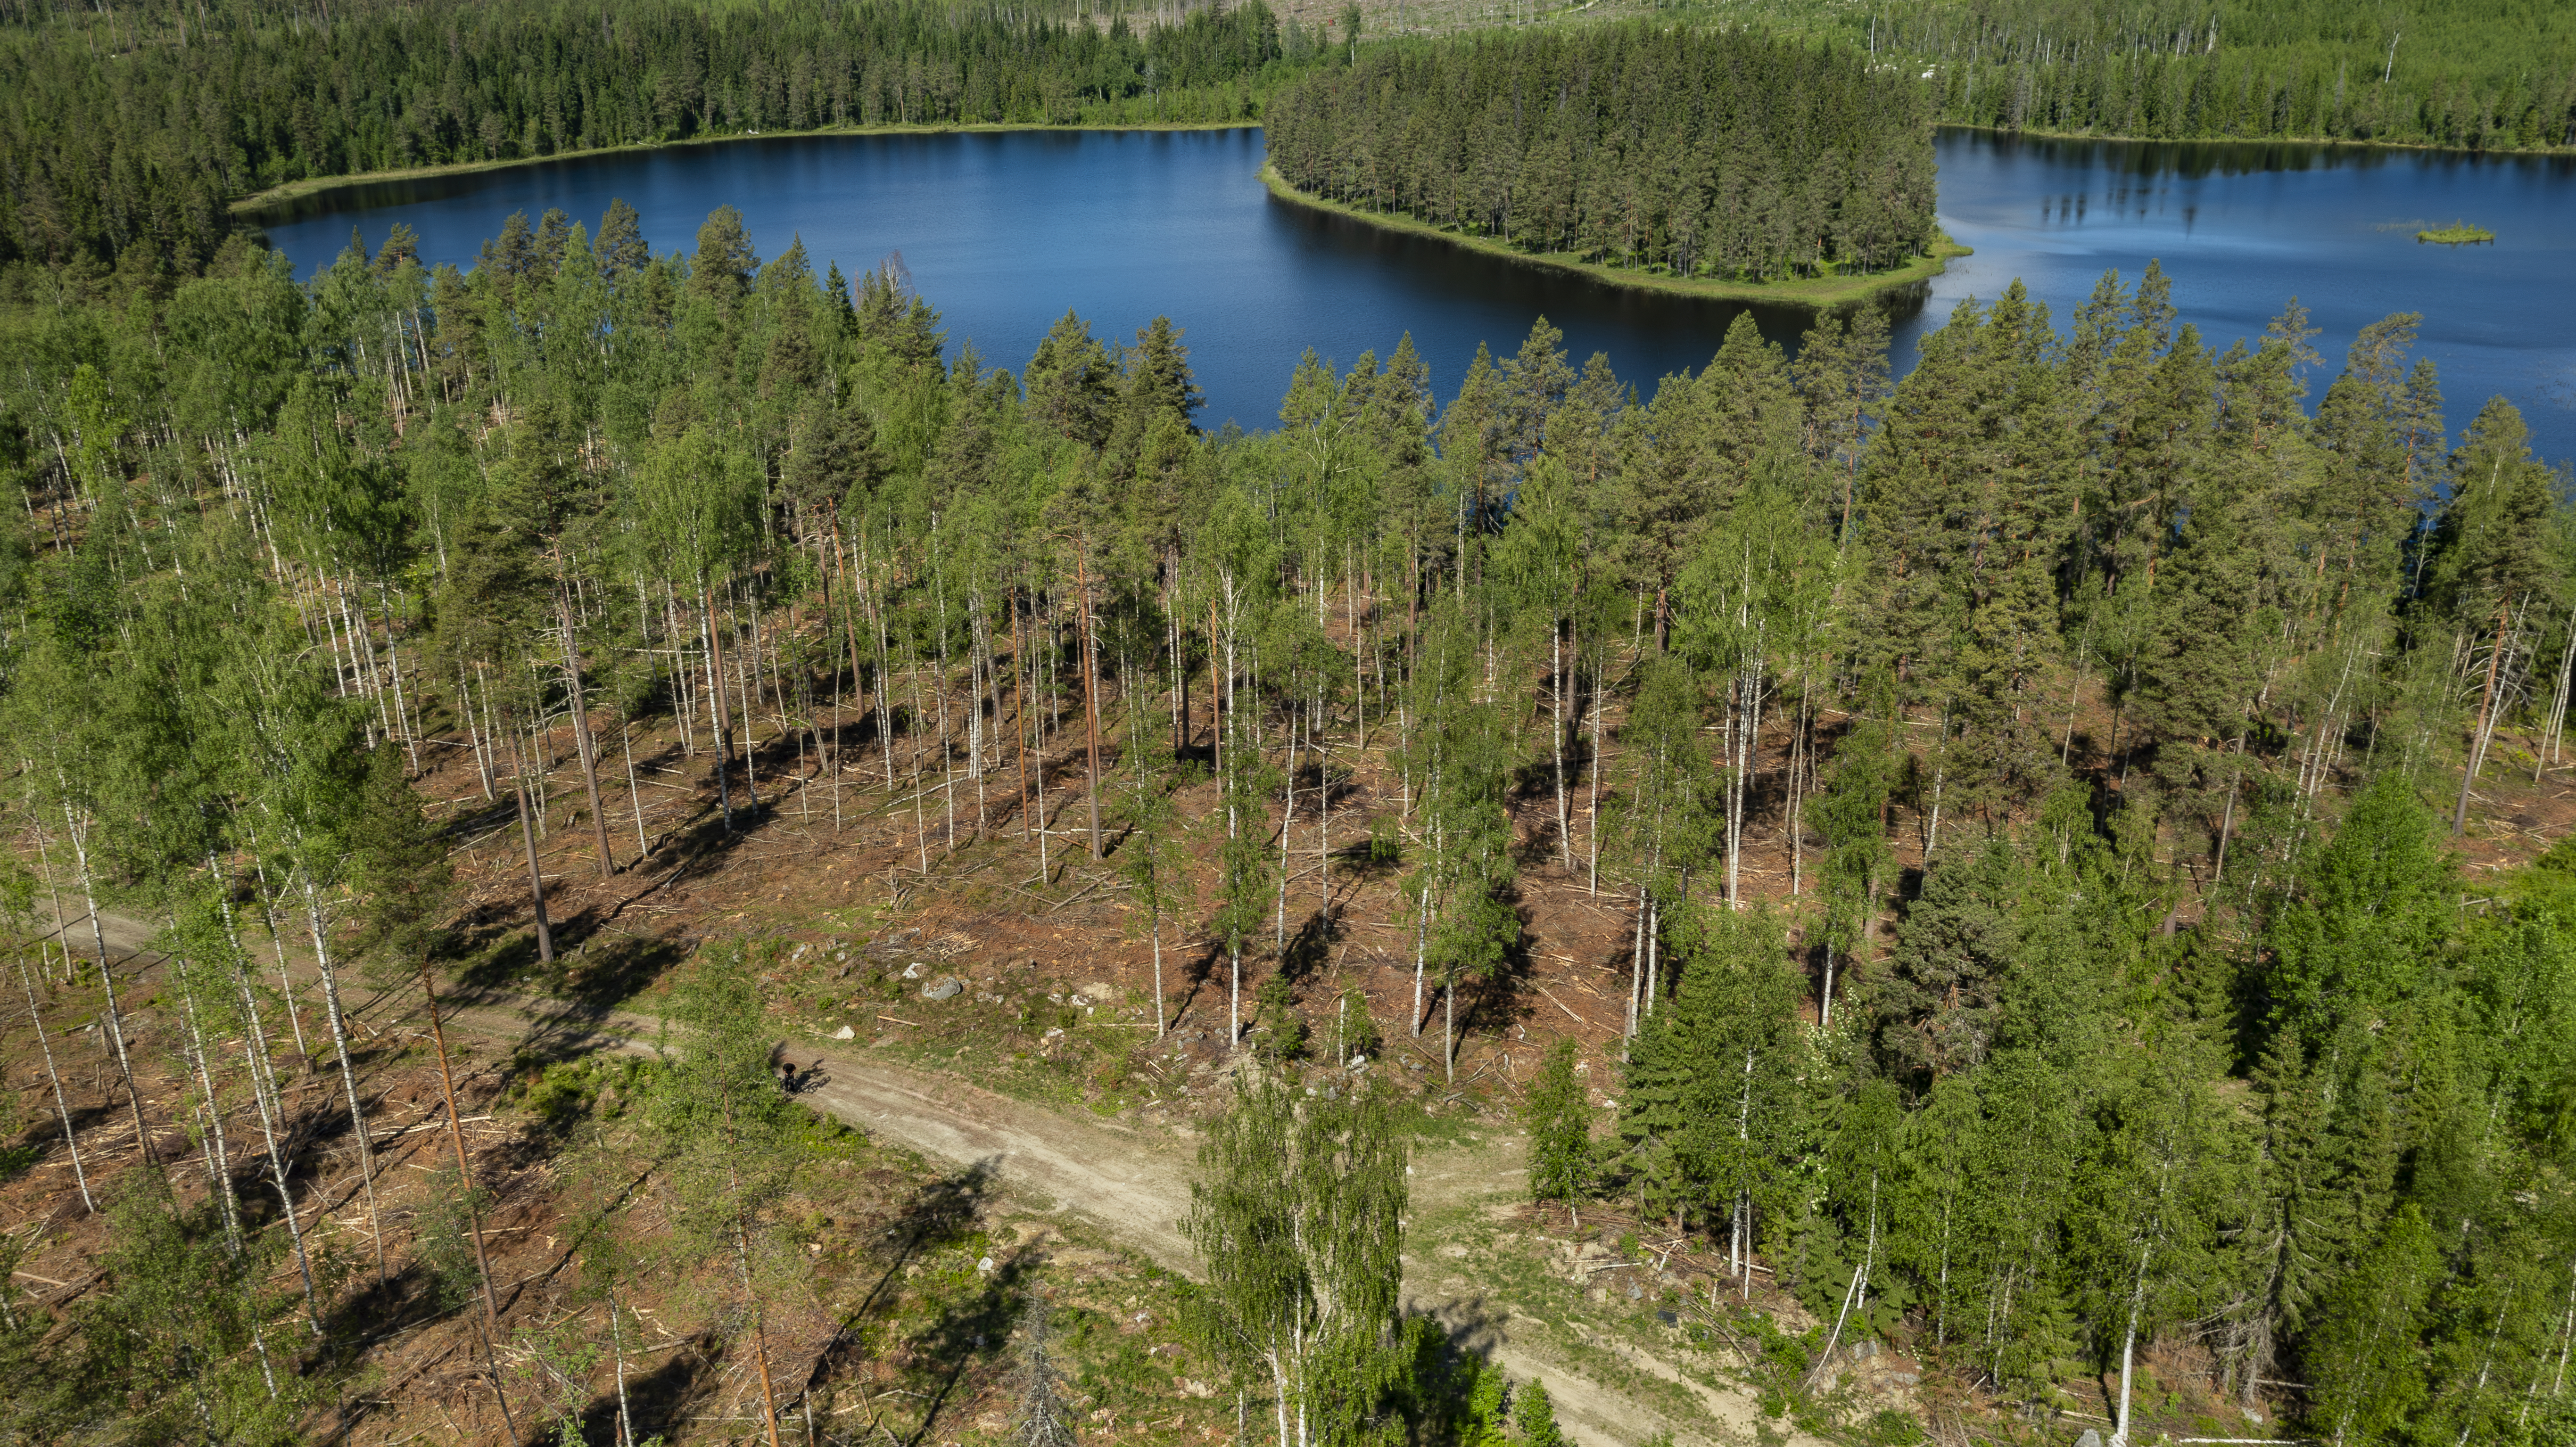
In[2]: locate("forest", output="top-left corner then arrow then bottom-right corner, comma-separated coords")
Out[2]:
0,169 -> 2574,1443
1703,0 -> 2576,151
5,0 -> 2568,285
0,0 -> 1326,271
1261,26 -> 1939,282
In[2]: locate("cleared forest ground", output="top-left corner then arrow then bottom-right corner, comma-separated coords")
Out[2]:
6,637 -> 2566,1444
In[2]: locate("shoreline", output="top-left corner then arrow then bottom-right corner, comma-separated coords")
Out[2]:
1933,119 -> 2569,162
232,119 -> 1263,216
1258,166 -> 1965,309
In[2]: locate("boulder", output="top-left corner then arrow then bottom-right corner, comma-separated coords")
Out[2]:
832,1025 -> 856,1040
921,976 -> 964,1001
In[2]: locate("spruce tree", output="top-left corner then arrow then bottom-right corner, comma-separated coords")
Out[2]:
1524,1039 -> 1593,1220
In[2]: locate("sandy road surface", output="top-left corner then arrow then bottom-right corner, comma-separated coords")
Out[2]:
60,907 -> 1816,1447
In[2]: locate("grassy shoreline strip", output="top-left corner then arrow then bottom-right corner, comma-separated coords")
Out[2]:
1257,165 -> 1964,308
233,119 -> 1262,216
1936,119 -> 2562,161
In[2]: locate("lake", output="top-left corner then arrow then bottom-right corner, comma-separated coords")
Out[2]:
255,125 -> 2576,461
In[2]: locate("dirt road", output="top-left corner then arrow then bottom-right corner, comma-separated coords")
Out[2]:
64,906 -> 1814,1447
430,991 -> 1818,1447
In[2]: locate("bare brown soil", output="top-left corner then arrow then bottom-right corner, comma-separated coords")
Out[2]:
10,643 -> 2570,1443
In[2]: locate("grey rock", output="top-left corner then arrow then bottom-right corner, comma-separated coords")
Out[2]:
922,976 -> 964,1001
832,1025 -> 856,1040
2074,1431 -> 2102,1447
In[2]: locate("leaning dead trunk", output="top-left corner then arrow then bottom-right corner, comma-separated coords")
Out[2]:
715,1061 -> 789,1447
171,953 -> 246,1252
59,801 -> 151,1164
421,960 -> 517,1441
504,729 -> 557,963
1077,540 -> 1103,860
701,584 -> 737,833
1809,1171 -> 1878,1392
226,937 -> 324,1335
291,865 -> 385,1279
2112,1238 -> 2153,1447
13,951 -> 91,1212
558,587 -> 617,876
2454,602 -> 2513,836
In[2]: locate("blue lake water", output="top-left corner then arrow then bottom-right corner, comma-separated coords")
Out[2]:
256,125 -> 2576,461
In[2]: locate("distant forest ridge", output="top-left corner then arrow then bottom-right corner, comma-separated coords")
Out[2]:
1701,0 -> 2576,152
0,0 -> 2566,277
1263,26 -> 1939,283
0,0 -> 1328,270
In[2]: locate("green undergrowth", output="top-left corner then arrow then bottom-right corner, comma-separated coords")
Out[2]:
742,903 -> 1517,1135
1401,1165 -> 2279,1447
490,1030 -> 1242,1447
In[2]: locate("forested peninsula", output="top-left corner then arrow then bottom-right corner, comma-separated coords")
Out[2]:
1263,27 -> 1941,292
1,181 -> 2575,1445
7,0 -> 2568,286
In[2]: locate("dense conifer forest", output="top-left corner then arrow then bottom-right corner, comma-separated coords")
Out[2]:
5,0 -> 2567,279
1712,0 -> 2576,151
0,0 -> 1320,269
1262,26 -> 1939,281
2,182 -> 2576,1441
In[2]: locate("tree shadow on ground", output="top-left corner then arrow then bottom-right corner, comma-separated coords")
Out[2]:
1455,889 -> 1537,1046
588,1327 -> 727,1446
1169,938 -> 1229,1037
313,1258 -> 445,1372
1280,905 -> 1345,986
1394,1297 -> 1512,1447
570,1161 -> 1008,1444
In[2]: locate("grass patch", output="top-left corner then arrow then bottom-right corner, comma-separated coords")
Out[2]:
784,941 -> 1196,1116
1260,165 -> 1966,309
474,1017 -> 1238,1447
2418,220 -> 2496,244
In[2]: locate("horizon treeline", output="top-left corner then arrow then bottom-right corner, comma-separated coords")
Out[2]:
1710,0 -> 2576,151
1263,25 -> 1939,280
0,0 -> 1320,271
5,197 -> 2576,1443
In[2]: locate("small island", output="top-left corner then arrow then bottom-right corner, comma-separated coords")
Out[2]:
2418,221 -> 2496,245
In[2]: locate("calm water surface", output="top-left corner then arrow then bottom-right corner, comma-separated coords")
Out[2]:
1925,129 -> 2576,462
256,126 -> 2576,460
